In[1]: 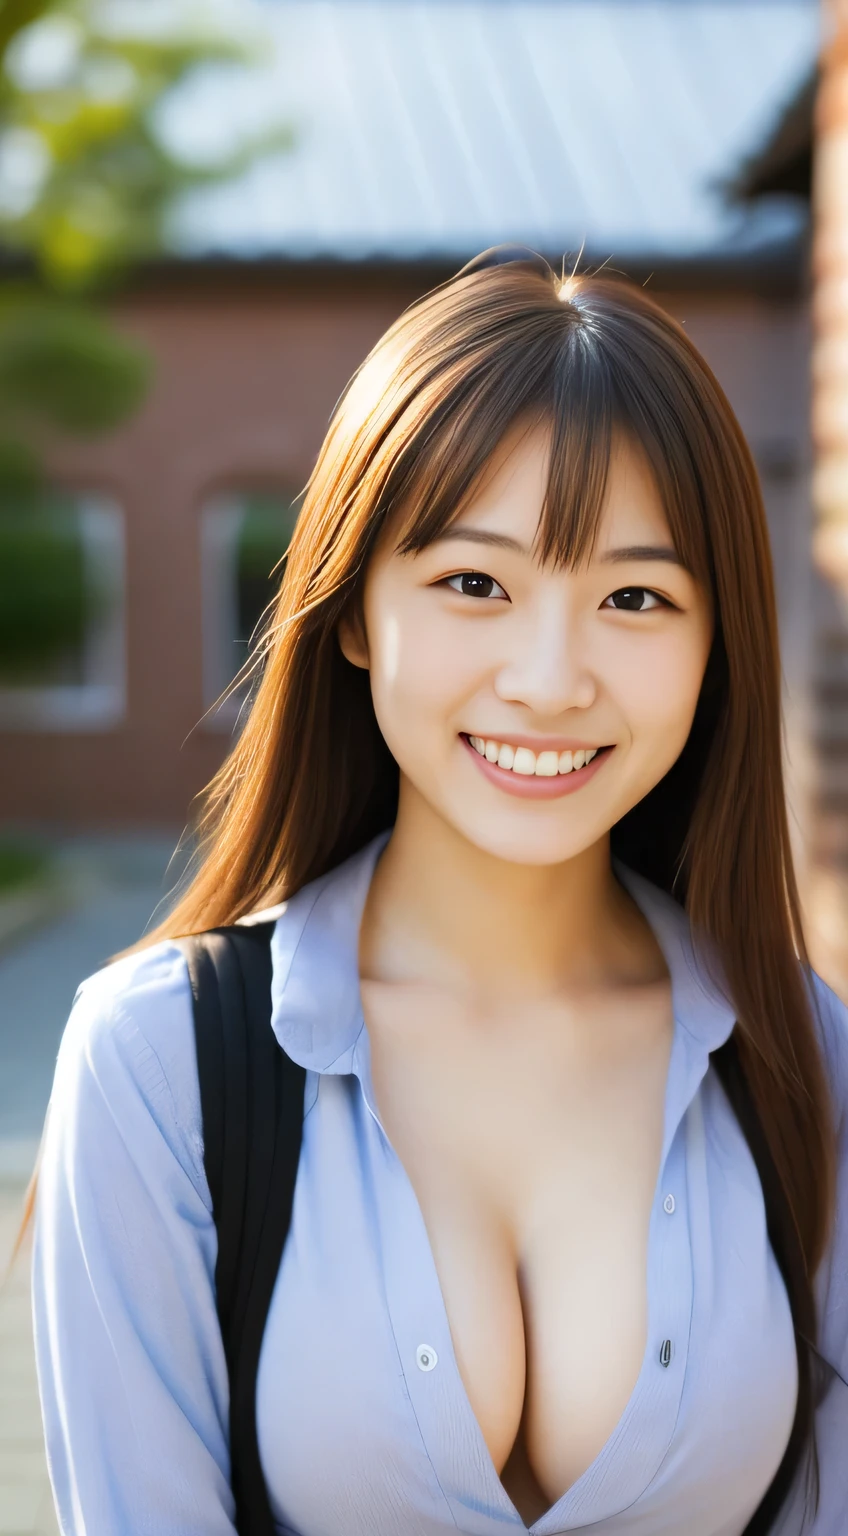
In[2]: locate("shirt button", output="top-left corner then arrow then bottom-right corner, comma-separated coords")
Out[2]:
663,1193 -> 676,1214
416,1344 -> 438,1372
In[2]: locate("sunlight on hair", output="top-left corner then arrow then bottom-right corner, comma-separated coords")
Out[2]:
556,242 -> 585,306
339,333 -> 408,441
557,275 -> 580,304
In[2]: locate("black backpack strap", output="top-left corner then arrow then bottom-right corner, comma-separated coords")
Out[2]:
179,921 -> 306,1536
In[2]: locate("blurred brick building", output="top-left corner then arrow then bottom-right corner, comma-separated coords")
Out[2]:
0,0 -> 825,884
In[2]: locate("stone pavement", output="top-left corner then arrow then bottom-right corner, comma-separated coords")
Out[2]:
0,1183 -> 57,1536
0,832 -> 189,1535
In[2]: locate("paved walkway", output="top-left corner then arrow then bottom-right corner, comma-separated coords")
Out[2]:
0,833 -> 187,1535
0,1185 -> 57,1536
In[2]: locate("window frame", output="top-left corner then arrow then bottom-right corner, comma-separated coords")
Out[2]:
200,491 -> 293,733
0,491 -> 126,732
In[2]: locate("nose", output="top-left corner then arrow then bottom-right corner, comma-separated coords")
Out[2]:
493,599 -> 597,716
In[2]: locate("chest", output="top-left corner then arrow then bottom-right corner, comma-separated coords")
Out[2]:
360,983 -> 675,1514
257,1057 -> 798,1536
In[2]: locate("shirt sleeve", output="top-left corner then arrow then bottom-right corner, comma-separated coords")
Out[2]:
30,941 -> 238,1535
804,970 -> 848,1532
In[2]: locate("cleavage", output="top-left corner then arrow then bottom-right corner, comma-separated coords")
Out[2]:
361,979 -> 672,1511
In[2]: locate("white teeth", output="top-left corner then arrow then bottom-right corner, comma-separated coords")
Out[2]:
512,747 -> 537,775
535,750 -> 559,777
467,735 -> 604,776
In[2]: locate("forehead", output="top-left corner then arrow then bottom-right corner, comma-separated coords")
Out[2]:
451,420 -> 671,553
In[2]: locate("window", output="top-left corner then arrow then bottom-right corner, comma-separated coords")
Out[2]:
201,490 -> 299,730
0,490 -> 125,729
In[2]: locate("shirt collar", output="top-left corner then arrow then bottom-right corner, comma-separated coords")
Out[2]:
265,830 -> 737,1074
267,829 -> 392,1072
612,860 -> 737,1053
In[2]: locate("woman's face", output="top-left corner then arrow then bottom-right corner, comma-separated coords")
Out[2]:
339,421 -> 714,867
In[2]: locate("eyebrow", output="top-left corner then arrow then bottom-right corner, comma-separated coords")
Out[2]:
599,544 -> 685,567
434,527 -> 686,567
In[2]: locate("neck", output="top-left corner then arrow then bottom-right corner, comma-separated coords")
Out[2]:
360,780 -> 663,1006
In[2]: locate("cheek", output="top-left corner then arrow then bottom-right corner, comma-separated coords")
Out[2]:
364,592 -> 474,746
613,627 -> 709,750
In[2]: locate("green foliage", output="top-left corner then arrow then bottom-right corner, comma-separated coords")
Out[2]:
0,287 -> 149,433
0,3 -> 52,66
0,0 -> 290,449
236,494 -> 298,579
0,432 -> 42,498
0,1 -> 292,289
235,494 -> 299,647
0,835 -> 50,892
0,5 -> 294,685
0,495 -> 94,678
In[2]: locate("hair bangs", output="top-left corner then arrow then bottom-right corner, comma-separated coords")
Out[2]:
538,322 -> 713,589
386,341 -> 561,560
369,300 -> 713,597
535,326 -> 614,570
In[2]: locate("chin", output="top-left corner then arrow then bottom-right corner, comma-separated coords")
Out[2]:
453,811 -> 600,869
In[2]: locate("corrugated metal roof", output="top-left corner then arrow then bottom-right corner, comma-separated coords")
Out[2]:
162,0 -> 820,265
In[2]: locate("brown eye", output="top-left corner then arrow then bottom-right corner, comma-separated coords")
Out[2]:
604,587 -> 664,612
446,571 -> 507,600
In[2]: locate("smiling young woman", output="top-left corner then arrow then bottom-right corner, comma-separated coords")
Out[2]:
23,250 -> 848,1536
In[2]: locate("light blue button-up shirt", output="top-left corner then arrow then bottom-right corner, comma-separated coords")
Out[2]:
31,831 -> 848,1534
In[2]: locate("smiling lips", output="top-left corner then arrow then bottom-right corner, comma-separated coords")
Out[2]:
461,733 -> 612,799
468,736 -> 600,776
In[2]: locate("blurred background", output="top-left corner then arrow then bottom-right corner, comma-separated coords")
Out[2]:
0,0 -> 845,1528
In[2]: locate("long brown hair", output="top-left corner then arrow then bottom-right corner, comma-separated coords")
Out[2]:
13,255 -> 836,1525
